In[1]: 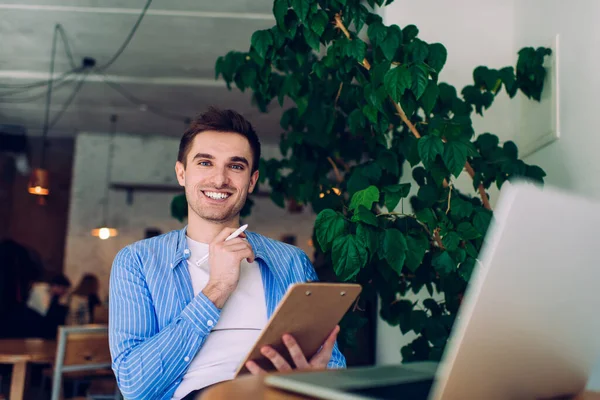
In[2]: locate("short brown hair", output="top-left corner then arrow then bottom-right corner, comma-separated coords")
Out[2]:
178,107 -> 261,172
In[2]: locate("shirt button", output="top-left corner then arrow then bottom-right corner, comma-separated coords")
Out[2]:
184,356 -> 190,362
207,320 -> 214,327
184,249 -> 190,254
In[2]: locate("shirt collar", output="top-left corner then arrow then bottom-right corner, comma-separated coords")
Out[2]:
170,226 -> 267,269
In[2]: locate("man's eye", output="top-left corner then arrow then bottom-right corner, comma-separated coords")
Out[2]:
231,165 -> 244,170
198,161 -> 211,166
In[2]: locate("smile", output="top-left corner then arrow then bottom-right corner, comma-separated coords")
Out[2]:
202,191 -> 232,200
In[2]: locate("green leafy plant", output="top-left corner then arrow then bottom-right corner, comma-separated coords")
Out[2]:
215,0 -> 550,362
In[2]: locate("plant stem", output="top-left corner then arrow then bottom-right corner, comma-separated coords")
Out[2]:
446,184 -> 453,214
334,14 -> 371,69
335,82 -> 343,106
327,156 -> 343,183
434,228 -> 445,250
333,15 -> 492,211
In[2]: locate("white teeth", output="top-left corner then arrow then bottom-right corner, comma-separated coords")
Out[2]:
204,191 -> 230,200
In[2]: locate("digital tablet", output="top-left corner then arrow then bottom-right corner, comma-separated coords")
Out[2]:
234,282 -> 362,376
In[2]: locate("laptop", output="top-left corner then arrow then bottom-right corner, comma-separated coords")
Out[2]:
265,180 -> 600,400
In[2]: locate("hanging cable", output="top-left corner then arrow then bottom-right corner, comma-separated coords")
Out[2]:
39,23 -> 60,170
48,70 -> 91,130
0,24 -> 80,90
96,0 -> 153,72
103,114 -> 117,226
0,0 -> 151,92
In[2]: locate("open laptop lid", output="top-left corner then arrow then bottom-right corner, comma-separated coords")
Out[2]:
431,181 -> 600,399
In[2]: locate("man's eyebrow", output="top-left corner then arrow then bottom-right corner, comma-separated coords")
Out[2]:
230,156 -> 249,166
192,153 -> 214,161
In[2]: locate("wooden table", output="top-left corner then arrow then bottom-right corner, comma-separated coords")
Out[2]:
0,338 -> 56,400
199,374 -> 600,400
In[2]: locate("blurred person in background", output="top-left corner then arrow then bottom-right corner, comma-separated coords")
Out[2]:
67,273 -> 101,325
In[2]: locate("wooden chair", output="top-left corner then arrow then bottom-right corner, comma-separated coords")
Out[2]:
47,325 -> 120,400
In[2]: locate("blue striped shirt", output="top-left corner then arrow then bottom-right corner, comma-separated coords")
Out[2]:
109,227 -> 346,400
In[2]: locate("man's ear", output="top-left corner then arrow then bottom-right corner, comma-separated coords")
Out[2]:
175,161 -> 185,187
248,170 -> 259,193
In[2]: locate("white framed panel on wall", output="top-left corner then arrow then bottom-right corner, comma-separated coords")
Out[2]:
515,34 -> 560,158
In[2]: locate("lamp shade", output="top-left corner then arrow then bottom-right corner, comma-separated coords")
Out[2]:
27,168 -> 50,196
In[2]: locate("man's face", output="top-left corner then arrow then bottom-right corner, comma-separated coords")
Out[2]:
175,130 -> 259,224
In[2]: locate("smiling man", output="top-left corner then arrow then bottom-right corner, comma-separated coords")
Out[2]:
108,108 -> 346,400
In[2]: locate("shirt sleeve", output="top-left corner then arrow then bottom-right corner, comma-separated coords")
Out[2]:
299,251 -> 347,369
109,247 -> 221,400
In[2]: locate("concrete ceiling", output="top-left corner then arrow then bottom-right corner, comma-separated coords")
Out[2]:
0,0 -> 287,143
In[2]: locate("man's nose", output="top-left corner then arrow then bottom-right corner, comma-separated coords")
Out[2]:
211,167 -> 229,188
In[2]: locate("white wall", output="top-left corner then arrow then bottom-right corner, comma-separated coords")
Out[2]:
63,133 -> 316,301
380,0 -> 600,389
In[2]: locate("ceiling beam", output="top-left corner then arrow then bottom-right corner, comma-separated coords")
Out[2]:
0,71 -> 227,87
0,4 -> 274,20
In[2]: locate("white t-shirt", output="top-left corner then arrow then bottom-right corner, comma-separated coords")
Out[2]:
172,237 -> 267,399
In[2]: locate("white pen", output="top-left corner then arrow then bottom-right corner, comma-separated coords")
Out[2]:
195,224 -> 249,267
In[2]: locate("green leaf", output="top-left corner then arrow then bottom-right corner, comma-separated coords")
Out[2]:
273,0 -> 289,30
384,66 -> 411,103
370,61 -> 391,88
442,140 -> 468,177
411,310 -> 428,333
427,43 -> 447,72
348,109 -> 366,135
405,233 -> 429,272
379,229 -> 408,276
315,209 -> 349,252
376,151 -> 399,176
349,185 -> 380,211
473,211 -> 492,235
442,232 -> 461,251
362,104 -> 378,124
432,251 -> 455,275
304,27 -> 321,51
382,183 -> 410,211
284,10 -> 299,39
380,25 -> 401,61
402,24 -> 419,43
526,165 -> 546,183
170,193 -> 188,222
459,257 -> 476,282
503,140 -> 518,159
332,234 -> 368,281
408,39 -> 429,63
351,205 -> 379,227
423,298 -> 441,317
362,163 -> 382,181
450,197 -> 473,219
356,224 -> 380,256
311,10 -> 329,36
345,37 -> 367,62
457,222 -> 481,240
418,135 -> 444,168
476,133 -> 499,153
367,21 -> 387,46
420,80 -> 439,115
251,30 -> 273,59
416,208 -> 437,231
292,0 -> 311,22
410,63 -> 429,100
347,170 -> 371,196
